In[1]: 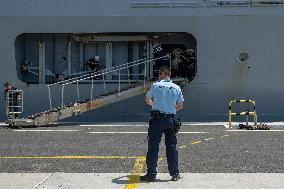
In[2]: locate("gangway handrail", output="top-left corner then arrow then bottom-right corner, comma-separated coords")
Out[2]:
47,57 -> 149,87
47,55 -> 170,109
46,56 -> 149,109
63,55 -> 168,86
63,58 -> 152,85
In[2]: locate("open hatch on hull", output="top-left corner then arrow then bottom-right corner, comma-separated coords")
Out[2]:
15,32 -> 197,84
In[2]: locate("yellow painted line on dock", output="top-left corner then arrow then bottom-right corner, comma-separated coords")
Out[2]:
179,145 -> 187,149
123,157 -> 146,189
123,157 -> 163,189
0,156 -> 146,159
191,141 -> 202,145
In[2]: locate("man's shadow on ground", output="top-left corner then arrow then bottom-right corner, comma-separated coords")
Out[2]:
112,175 -> 170,184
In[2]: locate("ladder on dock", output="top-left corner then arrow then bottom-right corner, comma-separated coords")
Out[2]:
6,55 -> 187,127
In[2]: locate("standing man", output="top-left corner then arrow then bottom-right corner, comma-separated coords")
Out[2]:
86,56 -> 100,71
140,66 -> 184,182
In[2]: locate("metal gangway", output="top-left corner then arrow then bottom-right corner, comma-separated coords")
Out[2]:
6,55 -> 187,127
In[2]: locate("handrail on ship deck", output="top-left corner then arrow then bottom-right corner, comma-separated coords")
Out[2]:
46,55 -> 170,109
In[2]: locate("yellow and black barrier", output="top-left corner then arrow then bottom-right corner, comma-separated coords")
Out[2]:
228,100 -> 257,128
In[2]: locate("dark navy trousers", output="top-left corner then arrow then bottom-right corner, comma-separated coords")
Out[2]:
146,117 -> 179,177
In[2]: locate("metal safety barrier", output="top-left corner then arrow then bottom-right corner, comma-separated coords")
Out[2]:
5,90 -> 24,121
228,100 -> 257,128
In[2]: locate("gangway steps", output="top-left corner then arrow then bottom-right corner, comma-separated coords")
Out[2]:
6,83 -> 152,127
6,78 -> 186,127
6,52 -> 186,127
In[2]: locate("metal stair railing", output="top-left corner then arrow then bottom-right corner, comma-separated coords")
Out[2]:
47,55 -> 170,110
48,57 -> 149,87
47,57 -> 148,110
5,90 -> 24,121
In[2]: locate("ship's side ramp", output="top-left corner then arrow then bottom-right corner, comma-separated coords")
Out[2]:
6,56 -> 186,127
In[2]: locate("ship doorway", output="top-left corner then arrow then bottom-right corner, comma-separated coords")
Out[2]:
162,44 -> 196,80
156,33 -> 197,81
15,32 -> 196,84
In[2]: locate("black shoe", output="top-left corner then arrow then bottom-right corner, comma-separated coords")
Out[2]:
171,174 -> 181,181
140,174 -> 156,182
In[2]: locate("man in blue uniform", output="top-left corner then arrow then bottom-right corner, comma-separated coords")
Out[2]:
140,66 -> 184,182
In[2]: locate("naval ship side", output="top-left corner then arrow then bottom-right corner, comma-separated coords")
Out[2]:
1,0 -> 284,122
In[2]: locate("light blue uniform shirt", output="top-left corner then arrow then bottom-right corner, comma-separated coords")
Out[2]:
146,79 -> 184,114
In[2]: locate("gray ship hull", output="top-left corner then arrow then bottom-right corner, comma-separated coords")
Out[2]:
1,1 -> 284,122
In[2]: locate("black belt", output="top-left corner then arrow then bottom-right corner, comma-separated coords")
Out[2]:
151,110 -> 174,119
159,113 -> 174,118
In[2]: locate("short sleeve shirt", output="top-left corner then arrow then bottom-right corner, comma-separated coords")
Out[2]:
146,79 -> 184,114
